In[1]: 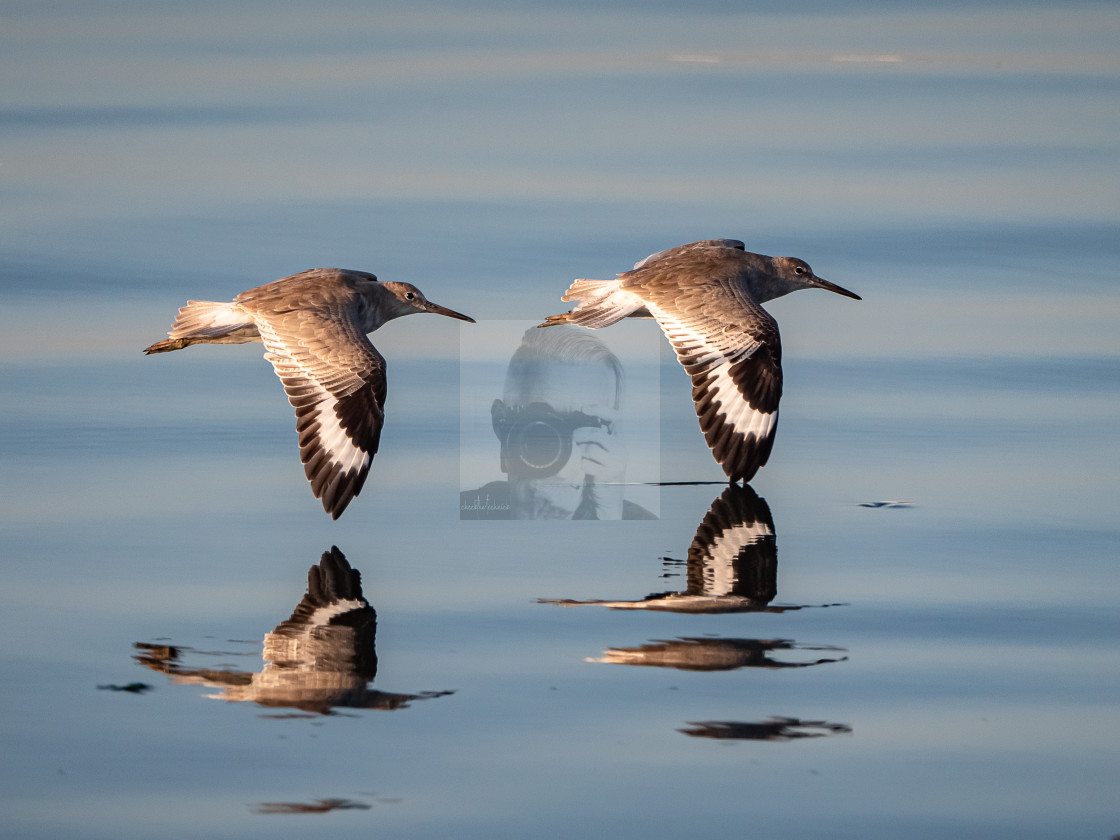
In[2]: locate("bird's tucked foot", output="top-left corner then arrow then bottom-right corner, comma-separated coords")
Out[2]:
537,313 -> 572,328
143,338 -> 192,354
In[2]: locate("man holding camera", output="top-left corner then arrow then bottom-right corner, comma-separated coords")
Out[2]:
460,326 -> 656,520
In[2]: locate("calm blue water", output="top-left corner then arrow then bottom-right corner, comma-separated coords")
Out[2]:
1,3 -> 1118,838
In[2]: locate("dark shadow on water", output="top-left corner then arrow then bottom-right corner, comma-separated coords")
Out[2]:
133,546 -> 453,715
96,682 -> 152,694
679,718 -> 852,742
254,798 -> 372,815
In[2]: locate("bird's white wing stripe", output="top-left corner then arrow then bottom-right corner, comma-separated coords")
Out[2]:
655,311 -> 777,443
646,305 -> 780,482
305,598 -> 369,625
703,521 -> 773,566
703,362 -> 776,441
306,398 -> 368,476
257,315 -> 374,517
697,519 -> 774,595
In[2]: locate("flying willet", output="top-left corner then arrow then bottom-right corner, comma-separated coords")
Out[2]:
540,239 -> 860,483
144,268 -> 474,518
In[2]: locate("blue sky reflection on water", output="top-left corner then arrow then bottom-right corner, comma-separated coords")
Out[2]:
1,2 -> 1119,838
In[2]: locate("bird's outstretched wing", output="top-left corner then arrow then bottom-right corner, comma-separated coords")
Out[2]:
253,303 -> 386,519
637,276 -> 782,483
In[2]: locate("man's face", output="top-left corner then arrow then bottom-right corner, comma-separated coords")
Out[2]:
494,361 -> 620,518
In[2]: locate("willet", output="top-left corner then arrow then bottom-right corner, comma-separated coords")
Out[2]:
540,239 -> 860,483
144,268 -> 474,518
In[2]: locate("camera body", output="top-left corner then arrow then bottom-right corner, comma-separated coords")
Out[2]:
492,401 -> 612,479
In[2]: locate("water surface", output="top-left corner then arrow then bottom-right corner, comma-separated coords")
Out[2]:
1,3 -> 1118,838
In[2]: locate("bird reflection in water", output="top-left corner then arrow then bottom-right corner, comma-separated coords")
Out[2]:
133,547 -> 453,714
255,798 -> 372,815
541,484 -> 849,736
588,637 -> 846,671
542,484 -> 841,613
679,718 -> 852,742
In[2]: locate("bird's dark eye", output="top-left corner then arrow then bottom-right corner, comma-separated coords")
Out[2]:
405,292 -> 416,300
794,264 -> 807,275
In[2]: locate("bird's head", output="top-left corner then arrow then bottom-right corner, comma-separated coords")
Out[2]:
770,257 -> 862,301
380,281 -> 476,323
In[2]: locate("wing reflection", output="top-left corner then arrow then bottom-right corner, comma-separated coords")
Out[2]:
542,484 -> 838,613
588,637 -> 847,671
538,486 -> 850,737
679,718 -> 852,741
255,798 -> 372,814
133,546 -> 453,714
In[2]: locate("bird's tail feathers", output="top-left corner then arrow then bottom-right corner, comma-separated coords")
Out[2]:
143,300 -> 258,354
538,278 -> 645,330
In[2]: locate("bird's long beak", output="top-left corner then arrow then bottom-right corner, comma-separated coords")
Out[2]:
812,276 -> 862,300
425,301 -> 476,322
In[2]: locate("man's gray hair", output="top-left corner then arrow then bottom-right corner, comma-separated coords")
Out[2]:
504,325 -> 624,409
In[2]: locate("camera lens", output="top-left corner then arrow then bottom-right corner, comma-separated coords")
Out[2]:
512,419 -> 569,474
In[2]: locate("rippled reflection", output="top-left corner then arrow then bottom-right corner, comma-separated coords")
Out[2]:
541,486 -> 851,737
679,719 -> 852,742
255,798 -> 372,815
541,484 -> 841,613
133,546 -> 453,714
588,637 -> 847,671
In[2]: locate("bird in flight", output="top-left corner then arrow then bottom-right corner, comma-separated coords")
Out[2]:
145,267 -> 474,518
540,239 -> 859,484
